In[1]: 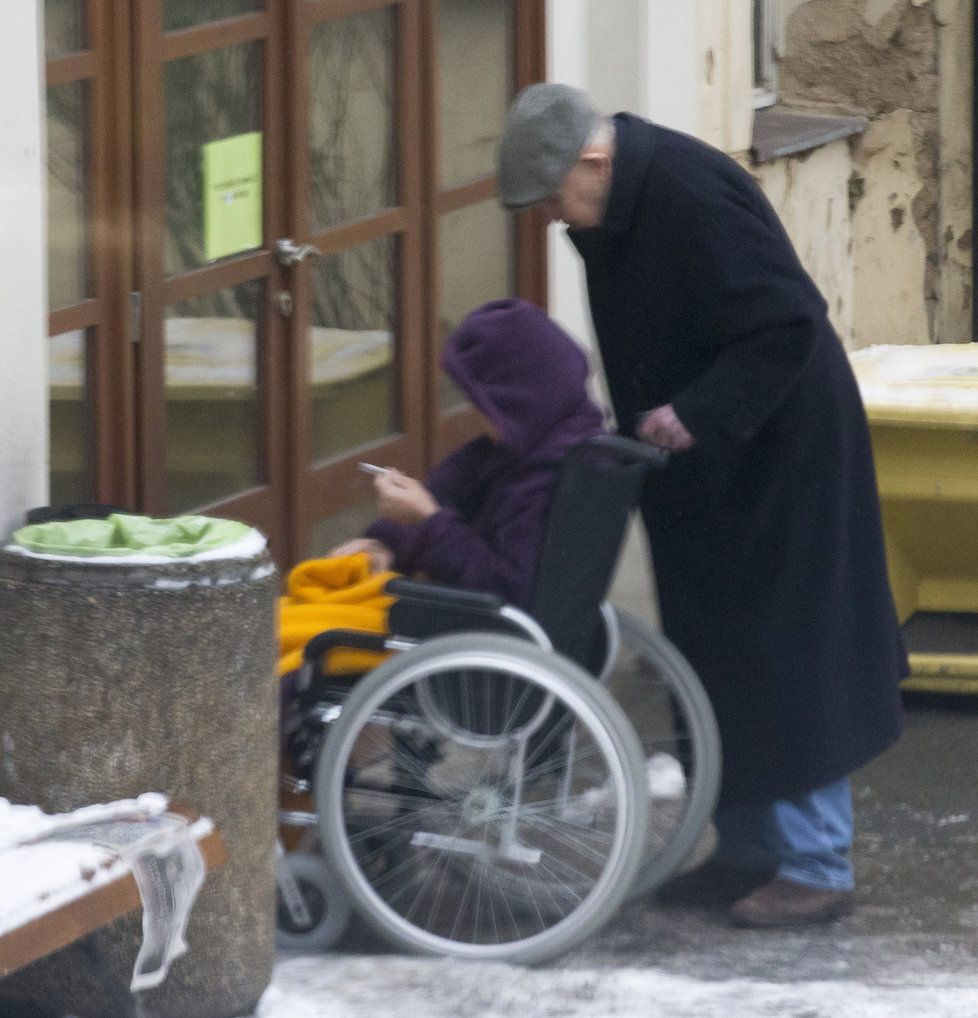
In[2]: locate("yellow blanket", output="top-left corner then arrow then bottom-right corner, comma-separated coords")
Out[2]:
278,553 -> 398,677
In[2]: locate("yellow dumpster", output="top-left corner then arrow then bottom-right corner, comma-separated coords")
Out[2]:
850,343 -> 978,694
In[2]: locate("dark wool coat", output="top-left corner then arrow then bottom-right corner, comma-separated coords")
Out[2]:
366,298 -> 604,608
569,114 -> 906,805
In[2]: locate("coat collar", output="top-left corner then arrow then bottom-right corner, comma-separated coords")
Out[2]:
567,114 -> 657,256
602,113 -> 658,233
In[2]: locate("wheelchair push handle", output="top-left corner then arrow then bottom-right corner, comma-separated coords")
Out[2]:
585,433 -> 671,470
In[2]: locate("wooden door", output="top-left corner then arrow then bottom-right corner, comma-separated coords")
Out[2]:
282,0 -> 427,560
132,0 -> 293,556
44,0 -> 546,568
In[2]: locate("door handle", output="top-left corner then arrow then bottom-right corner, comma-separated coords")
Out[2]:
275,238 -> 322,267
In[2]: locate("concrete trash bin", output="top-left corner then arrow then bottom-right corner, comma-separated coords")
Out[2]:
0,515 -> 278,1018
851,344 -> 978,694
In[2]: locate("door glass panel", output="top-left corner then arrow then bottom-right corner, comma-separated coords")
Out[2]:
164,0 -> 262,32
49,329 -> 93,504
309,236 -> 397,462
164,42 -> 263,275
44,0 -> 86,59
437,199 -> 514,408
308,500 -> 377,559
438,0 -> 513,188
164,281 -> 262,513
47,81 -> 90,310
308,8 -> 396,233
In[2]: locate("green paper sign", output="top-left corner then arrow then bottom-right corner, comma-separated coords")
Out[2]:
202,131 -> 263,262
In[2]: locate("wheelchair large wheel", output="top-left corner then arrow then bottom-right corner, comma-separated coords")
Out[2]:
609,610 -> 722,897
315,633 -> 648,964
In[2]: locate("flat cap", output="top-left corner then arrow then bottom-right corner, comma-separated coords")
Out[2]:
498,83 -> 600,210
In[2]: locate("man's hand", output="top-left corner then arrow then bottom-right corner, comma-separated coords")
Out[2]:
636,404 -> 696,451
329,537 -> 395,573
375,470 -> 440,524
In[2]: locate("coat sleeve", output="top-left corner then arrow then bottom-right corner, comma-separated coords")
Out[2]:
366,469 -> 554,607
668,185 -> 827,452
361,436 -> 493,562
397,473 -> 553,606
423,435 -> 495,509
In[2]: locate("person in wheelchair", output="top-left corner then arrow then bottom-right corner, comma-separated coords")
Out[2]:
278,296 -> 605,803
278,296 -> 606,684
334,296 -> 606,605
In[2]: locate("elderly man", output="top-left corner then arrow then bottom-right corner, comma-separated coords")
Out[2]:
497,84 -> 907,928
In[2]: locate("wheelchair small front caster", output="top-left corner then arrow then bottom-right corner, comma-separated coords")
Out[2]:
275,851 -> 352,952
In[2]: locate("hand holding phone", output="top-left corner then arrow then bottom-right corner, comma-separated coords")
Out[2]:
373,470 -> 439,523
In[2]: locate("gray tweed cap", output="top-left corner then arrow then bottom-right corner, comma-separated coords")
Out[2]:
498,83 -> 601,210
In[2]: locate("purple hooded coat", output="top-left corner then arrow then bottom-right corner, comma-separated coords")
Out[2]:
364,299 -> 605,607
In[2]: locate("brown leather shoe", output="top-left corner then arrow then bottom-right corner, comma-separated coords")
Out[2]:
728,877 -> 855,928
656,859 -> 775,907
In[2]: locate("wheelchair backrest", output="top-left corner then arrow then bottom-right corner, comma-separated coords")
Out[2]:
529,435 -> 666,673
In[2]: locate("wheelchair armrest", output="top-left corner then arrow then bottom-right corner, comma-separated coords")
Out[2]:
302,628 -> 389,667
385,578 -> 540,645
297,628 -> 390,696
297,585 -> 516,693
385,577 -> 505,613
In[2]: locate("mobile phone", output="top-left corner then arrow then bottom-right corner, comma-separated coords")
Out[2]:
358,462 -> 389,476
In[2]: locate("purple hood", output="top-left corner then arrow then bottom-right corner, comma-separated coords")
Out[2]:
442,299 -> 599,456
364,299 -> 604,607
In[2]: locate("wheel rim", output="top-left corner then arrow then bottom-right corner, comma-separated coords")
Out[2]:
318,642 -> 646,959
610,610 -> 722,896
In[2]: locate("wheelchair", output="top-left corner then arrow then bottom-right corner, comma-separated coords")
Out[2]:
275,435 -> 721,964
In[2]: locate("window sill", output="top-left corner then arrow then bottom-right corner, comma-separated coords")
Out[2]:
750,105 -> 868,164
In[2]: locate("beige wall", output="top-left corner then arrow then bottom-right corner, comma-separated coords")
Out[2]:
752,141 -> 857,343
697,0 -> 754,154
0,2 -> 47,538
850,110 -> 934,347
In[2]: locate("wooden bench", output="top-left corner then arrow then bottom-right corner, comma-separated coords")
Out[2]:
0,805 -> 225,981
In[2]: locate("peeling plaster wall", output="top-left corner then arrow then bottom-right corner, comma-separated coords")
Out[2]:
752,142 -> 857,344
851,110 -> 934,344
770,0 -> 972,347
781,0 -> 940,115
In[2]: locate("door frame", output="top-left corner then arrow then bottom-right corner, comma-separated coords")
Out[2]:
45,0 -> 138,508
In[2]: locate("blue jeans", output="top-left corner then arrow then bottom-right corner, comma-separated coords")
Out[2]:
713,777 -> 855,892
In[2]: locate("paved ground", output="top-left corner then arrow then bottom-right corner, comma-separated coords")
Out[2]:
572,692 -> 978,987
255,693 -> 978,1017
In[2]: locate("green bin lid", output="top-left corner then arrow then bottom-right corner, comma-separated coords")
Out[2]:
11,513 -> 253,559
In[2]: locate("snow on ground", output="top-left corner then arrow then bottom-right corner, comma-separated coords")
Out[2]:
252,954 -> 978,1018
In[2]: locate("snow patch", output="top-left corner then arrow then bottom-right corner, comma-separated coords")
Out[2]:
252,955 -> 978,1018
